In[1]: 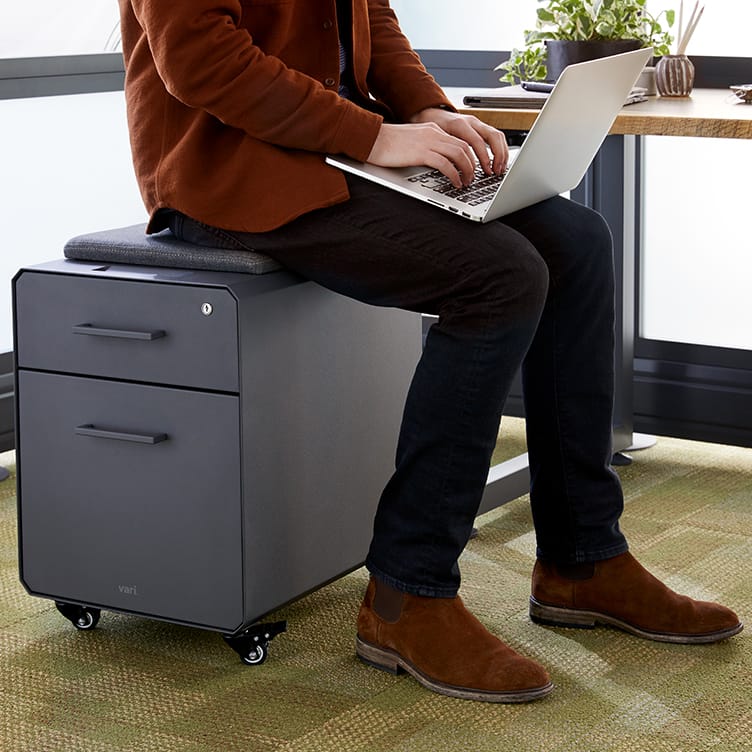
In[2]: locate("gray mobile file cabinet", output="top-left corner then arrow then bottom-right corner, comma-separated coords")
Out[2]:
13,241 -> 420,664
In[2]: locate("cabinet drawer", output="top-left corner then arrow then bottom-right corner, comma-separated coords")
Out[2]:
14,272 -> 239,391
17,370 -> 243,631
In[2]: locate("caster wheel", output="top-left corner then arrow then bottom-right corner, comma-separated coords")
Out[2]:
55,602 -> 101,631
73,609 -> 101,630
241,644 -> 268,666
224,620 -> 286,666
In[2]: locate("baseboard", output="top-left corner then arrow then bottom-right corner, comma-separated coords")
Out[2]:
634,357 -> 752,448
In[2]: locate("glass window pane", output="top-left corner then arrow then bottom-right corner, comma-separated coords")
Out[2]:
647,0 -> 752,57
390,0 -> 538,52
391,1 -> 752,58
0,92 -> 147,353
640,136 -> 752,350
0,3 -> 120,59
7,2 -> 750,59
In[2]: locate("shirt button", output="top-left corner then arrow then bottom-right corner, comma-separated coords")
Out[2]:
322,19 -> 333,30
324,77 -> 336,87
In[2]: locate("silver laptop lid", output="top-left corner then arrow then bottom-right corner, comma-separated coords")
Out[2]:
484,47 -> 652,220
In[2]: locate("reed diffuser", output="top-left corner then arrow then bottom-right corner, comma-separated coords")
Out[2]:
656,1 -> 703,97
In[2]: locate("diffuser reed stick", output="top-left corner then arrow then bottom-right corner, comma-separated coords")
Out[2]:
676,1 -> 704,55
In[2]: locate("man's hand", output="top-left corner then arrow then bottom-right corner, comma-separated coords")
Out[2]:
411,108 -> 509,178
366,108 -> 508,190
366,121 -> 477,189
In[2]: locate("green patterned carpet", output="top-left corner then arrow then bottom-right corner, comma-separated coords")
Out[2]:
1,422 -> 750,752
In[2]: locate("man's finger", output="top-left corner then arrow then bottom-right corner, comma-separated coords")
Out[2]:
437,142 -> 475,187
483,127 -> 508,175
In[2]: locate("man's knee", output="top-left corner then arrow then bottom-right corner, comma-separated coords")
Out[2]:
564,204 -> 614,278
512,198 -> 614,284
445,240 -> 549,330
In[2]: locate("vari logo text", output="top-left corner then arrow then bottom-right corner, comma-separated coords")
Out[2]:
118,584 -> 139,596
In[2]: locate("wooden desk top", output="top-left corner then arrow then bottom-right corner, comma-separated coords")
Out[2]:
447,87 -> 752,140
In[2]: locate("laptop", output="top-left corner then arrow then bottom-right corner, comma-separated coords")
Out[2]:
326,48 -> 652,223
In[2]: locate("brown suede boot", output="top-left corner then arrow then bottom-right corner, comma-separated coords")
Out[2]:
530,552 -> 743,643
356,577 -> 553,702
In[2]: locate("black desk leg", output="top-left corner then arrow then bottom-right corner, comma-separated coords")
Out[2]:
571,134 -> 638,456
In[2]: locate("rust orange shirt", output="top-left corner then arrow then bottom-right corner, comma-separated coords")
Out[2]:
118,0 -> 455,232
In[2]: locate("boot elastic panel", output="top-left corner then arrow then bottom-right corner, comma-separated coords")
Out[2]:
373,579 -> 405,623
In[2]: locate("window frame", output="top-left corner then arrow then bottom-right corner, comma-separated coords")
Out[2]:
0,54 -> 124,100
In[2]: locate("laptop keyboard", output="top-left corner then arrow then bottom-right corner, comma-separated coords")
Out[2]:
407,165 -> 505,207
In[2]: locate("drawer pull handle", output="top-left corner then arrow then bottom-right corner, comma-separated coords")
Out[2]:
72,323 -> 166,341
74,424 -> 168,445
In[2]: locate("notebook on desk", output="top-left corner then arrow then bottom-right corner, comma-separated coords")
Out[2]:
326,48 -> 652,223
462,84 -> 649,110
462,85 -> 550,110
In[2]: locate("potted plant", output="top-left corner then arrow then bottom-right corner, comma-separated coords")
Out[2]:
498,0 -> 675,83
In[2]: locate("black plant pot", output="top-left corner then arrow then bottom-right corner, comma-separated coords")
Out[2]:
545,39 -> 643,81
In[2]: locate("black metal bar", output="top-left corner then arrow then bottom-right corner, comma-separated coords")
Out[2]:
418,51 -> 752,90
0,54 -> 125,100
571,135 -> 636,451
72,324 -> 166,341
74,425 -> 168,445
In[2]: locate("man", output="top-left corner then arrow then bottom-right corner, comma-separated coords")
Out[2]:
118,0 -> 742,703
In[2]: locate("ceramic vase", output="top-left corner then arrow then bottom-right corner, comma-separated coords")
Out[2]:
655,54 -> 695,97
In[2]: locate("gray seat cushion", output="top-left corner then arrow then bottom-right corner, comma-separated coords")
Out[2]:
64,223 -> 282,275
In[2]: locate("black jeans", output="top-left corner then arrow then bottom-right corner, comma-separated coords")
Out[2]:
168,173 -> 627,598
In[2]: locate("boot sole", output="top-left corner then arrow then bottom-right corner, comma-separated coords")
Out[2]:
355,635 -> 553,703
529,596 -> 744,644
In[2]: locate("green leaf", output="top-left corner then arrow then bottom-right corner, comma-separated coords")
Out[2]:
496,0 -> 675,76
